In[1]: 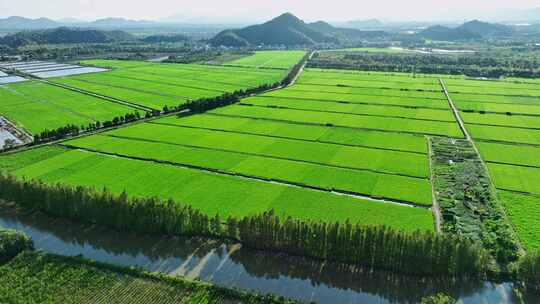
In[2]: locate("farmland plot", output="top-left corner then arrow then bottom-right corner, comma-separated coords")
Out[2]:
155,114 -> 428,154
241,96 -> 455,121
51,61 -> 287,110
0,81 -> 136,134
225,50 -> 306,69
209,105 -> 463,137
6,146 -> 433,230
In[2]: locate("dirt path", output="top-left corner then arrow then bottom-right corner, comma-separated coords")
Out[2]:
439,78 -> 470,140
427,136 -> 442,233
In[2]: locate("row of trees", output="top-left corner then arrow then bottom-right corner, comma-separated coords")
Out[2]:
518,251 -> 540,291
0,228 -> 33,265
0,173 -> 489,277
33,111 -> 145,144
281,51 -> 312,86
309,52 -> 540,78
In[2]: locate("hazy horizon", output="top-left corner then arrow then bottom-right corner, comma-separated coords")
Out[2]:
0,0 -> 539,23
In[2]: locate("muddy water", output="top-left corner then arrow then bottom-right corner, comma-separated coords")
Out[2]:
0,207 -> 537,304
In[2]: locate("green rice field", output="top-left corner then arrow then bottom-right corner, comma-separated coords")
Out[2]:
51,61 -> 288,110
0,81 -> 137,134
448,78 -> 540,253
209,105 -> 462,137
225,50 -> 306,69
4,146 -> 433,231
498,191 -> 540,251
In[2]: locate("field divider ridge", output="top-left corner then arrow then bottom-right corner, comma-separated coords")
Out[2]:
101,133 -> 429,179
102,73 -> 228,94
238,102 -> 457,123
205,112 -> 459,138
147,121 -> 428,155
43,80 -> 155,112
439,78 -> 469,140
427,136 -> 442,233
296,82 -> 444,93
57,143 -> 430,209
58,77 -> 194,100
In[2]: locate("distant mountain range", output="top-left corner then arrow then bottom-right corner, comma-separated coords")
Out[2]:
0,16 -> 159,29
418,20 -> 513,41
209,13 -> 388,47
0,27 -> 192,48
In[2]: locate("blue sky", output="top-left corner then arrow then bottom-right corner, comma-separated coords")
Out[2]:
0,0 -> 538,22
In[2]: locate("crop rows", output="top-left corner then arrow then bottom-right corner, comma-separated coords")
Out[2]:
154,114 -> 429,154
51,60 -> 288,110
209,105 -> 463,137
226,50 -> 307,69
446,77 -> 540,252
241,96 -> 456,122
6,146 -> 433,230
0,252 -> 260,304
0,81 -> 135,134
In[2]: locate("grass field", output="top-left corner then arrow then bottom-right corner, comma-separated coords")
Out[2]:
0,252 -> 266,304
0,81 -> 137,134
51,61 -> 288,110
225,50 -> 306,69
5,146 -> 433,231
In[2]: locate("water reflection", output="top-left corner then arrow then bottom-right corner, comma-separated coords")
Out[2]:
0,205 -> 537,304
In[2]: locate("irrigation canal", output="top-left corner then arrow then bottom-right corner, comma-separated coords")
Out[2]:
0,205 -> 537,304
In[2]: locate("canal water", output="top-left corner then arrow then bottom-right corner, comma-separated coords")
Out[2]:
0,206 -> 537,304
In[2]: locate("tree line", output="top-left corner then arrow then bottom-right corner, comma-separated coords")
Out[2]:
33,111 -> 144,144
309,52 -> 540,79
0,173 -> 489,278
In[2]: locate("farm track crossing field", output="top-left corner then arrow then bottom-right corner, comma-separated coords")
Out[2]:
51,61 -> 287,110
225,50 -> 306,69
209,105 -> 463,137
241,96 -> 456,122
5,146 -> 433,231
155,114 -> 429,154
498,191 -> 540,251
0,81 -> 136,134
